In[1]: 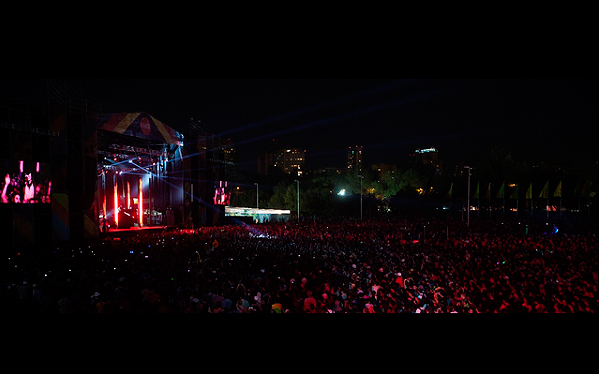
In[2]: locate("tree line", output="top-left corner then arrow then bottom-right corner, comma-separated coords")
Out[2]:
227,146 -> 598,220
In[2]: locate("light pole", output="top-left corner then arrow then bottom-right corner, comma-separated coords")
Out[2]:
464,166 -> 471,227
294,179 -> 300,222
254,183 -> 259,208
358,175 -> 364,220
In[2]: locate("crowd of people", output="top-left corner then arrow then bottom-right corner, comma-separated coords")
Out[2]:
2,217 -> 598,313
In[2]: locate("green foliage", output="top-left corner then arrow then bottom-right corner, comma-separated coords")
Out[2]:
267,182 -> 290,210
377,171 -> 403,199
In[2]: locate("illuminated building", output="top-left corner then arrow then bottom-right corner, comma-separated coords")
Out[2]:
409,147 -> 442,173
371,163 -> 397,181
221,138 -> 235,164
274,148 -> 305,177
347,145 -> 363,173
216,137 -> 236,181
316,166 -> 344,176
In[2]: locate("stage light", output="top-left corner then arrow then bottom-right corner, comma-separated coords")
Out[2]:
139,178 -> 143,227
103,192 -> 107,228
114,181 -> 119,227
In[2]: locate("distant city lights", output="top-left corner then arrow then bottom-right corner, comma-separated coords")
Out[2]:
415,147 -> 438,154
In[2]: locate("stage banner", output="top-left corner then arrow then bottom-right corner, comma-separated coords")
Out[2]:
97,112 -> 182,146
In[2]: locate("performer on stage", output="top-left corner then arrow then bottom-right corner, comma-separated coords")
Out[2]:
23,173 -> 35,203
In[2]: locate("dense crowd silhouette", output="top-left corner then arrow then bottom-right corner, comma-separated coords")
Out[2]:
2,217 -> 597,313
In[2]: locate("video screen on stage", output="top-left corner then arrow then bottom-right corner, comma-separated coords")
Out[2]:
213,180 -> 231,205
0,160 -> 51,204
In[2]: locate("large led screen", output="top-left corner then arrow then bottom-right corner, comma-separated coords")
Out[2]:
1,160 -> 51,204
213,180 -> 231,205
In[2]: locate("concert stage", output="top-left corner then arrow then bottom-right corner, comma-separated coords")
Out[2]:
1,82 -> 228,246
96,112 -> 185,238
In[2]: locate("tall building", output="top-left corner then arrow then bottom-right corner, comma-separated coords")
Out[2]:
409,147 -> 442,173
371,163 -> 397,181
257,152 -> 275,175
275,148 -> 306,177
257,138 -> 279,176
347,145 -> 363,173
410,147 -> 438,165
220,138 -> 235,164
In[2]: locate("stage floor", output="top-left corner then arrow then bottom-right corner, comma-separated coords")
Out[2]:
101,225 -> 177,238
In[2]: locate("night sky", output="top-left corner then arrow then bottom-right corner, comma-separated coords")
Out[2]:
1,79 -> 597,172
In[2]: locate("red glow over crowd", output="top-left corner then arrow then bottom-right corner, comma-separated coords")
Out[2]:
2,218 -> 597,313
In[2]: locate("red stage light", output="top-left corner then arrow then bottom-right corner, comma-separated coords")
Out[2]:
139,178 -> 143,227
103,192 -> 106,227
114,181 -> 119,227
127,181 -> 131,209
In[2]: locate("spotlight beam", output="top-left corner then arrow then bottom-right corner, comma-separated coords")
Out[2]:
214,80 -> 418,139
230,87 -> 448,149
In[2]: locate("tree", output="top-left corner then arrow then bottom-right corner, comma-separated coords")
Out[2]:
376,171 -> 403,200
267,182 -> 290,210
398,168 -> 427,196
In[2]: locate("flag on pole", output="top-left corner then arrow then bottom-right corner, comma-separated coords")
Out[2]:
539,181 -> 549,199
496,182 -> 505,199
446,183 -> 453,199
553,180 -> 562,198
510,183 -> 519,199
525,183 -> 533,200
473,182 -> 479,199
580,180 -> 591,197
486,183 -> 491,200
